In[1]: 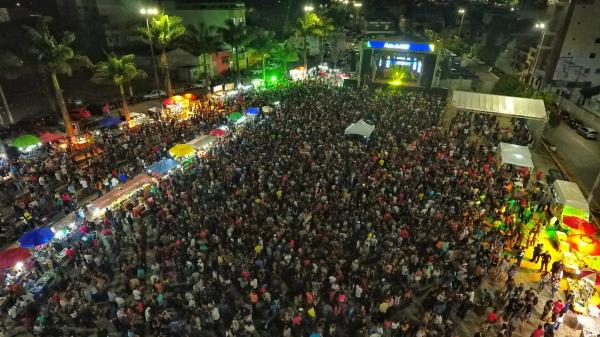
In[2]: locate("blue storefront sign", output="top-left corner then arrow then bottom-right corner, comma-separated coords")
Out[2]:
367,40 -> 434,52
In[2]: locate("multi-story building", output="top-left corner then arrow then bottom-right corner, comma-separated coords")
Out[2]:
527,0 -> 600,101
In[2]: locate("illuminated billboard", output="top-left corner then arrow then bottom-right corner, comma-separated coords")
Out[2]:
366,40 -> 435,53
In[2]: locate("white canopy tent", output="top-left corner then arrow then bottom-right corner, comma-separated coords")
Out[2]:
345,119 -> 375,138
452,90 -> 547,120
552,180 -> 590,215
499,142 -> 534,168
186,135 -> 217,150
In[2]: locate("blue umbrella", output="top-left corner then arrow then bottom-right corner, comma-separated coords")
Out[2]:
99,116 -> 122,128
246,107 -> 260,115
146,158 -> 179,175
19,227 -> 55,248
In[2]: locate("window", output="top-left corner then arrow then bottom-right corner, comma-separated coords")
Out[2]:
591,53 -> 597,59
596,68 -> 600,74
596,38 -> 600,43
584,68 -> 590,74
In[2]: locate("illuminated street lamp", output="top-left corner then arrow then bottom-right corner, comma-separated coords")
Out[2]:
353,2 -> 363,7
140,7 -> 161,90
529,22 -> 547,87
458,9 -> 466,37
304,5 -> 314,12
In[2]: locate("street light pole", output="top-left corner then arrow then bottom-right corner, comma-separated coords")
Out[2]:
458,9 -> 465,37
529,23 -> 546,88
140,8 -> 161,91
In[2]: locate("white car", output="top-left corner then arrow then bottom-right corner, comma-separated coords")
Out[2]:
143,89 -> 166,99
191,80 -> 208,88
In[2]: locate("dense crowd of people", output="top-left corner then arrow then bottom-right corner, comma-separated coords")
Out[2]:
0,82 -> 569,337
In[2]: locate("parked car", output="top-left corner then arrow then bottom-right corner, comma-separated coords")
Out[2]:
546,168 -> 569,184
68,107 -> 92,120
567,117 -> 584,129
577,126 -> 598,140
143,89 -> 166,99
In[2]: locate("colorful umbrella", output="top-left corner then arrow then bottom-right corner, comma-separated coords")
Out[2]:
18,227 -> 55,248
227,112 -> 244,122
168,144 -> 195,157
209,129 -> 226,137
99,116 -> 122,128
147,158 -> 179,175
580,268 -> 600,286
0,248 -> 31,270
246,107 -> 260,115
39,132 -> 64,144
162,98 -> 175,106
12,134 -> 40,148
563,216 -> 596,235
183,93 -> 197,101
567,235 -> 600,256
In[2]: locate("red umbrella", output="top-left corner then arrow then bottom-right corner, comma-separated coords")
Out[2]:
567,235 -> 600,256
563,216 -> 596,235
162,98 -> 175,106
580,268 -> 600,286
209,129 -> 226,137
0,248 -> 31,270
39,132 -> 64,143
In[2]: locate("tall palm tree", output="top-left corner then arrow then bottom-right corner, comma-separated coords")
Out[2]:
249,29 -> 275,82
182,23 -> 223,88
270,42 -> 298,75
295,12 -> 324,70
91,54 -> 147,124
218,19 -> 252,86
140,13 -> 185,97
0,51 -> 22,124
23,23 -> 92,137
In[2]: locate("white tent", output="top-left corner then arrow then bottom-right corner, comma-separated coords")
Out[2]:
345,119 -> 375,138
499,142 -> 534,168
452,90 -> 547,120
186,135 -> 217,150
552,180 -> 589,215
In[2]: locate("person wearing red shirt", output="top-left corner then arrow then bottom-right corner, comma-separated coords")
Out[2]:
531,325 -> 544,337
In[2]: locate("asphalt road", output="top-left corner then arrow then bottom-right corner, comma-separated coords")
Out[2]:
545,122 -> 600,207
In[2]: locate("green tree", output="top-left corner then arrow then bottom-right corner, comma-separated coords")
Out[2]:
91,54 -> 147,124
270,42 -> 298,74
249,29 -> 275,82
140,14 -> 185,97
182,23 -> 223,88
295,12 -> 324,70
218,19 -> 252,86
0,51 -> 22,124
492,74 -> 530,96
23,23 -> 92,137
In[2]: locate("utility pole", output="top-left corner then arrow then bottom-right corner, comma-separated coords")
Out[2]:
529,22 -> 546,88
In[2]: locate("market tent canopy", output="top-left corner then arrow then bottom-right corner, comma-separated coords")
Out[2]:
12,134 -> 40,148
187,135 -> 217,150
227,112 -> 244,122
499,142 -> 534,168
99,116 -> 122,128
87,173 -> 155,218
19,227 -> 55,248
169,144 -> 195,157
147,158 -> 179,175
345,119 -> 375,138
552,180 -> 589,217
210,129 -> 226,137
39,132 -> 64,143
246,107 -> 260,115
452,90 -> 547,120
0,248 -> 31,270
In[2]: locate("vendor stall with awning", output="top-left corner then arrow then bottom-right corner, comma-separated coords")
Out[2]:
86,174 -> 156,219
498,142 -> 534,169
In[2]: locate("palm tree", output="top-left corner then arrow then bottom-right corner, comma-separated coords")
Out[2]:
319,17 -> 335,64
140,13 -> 185,97
0,51 -> 22,124
249,29 -> 275,82
218,19 -> 252,86
182,23 -> 223,88
91,54 -> 147,124
295,12 -> 324,70
270,42 -> 298,74
23,23 -> 91,137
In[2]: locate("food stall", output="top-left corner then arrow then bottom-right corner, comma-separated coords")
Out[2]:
86,173 -> 157,219
551,180 -> 590,221
186,135 -> 217,157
